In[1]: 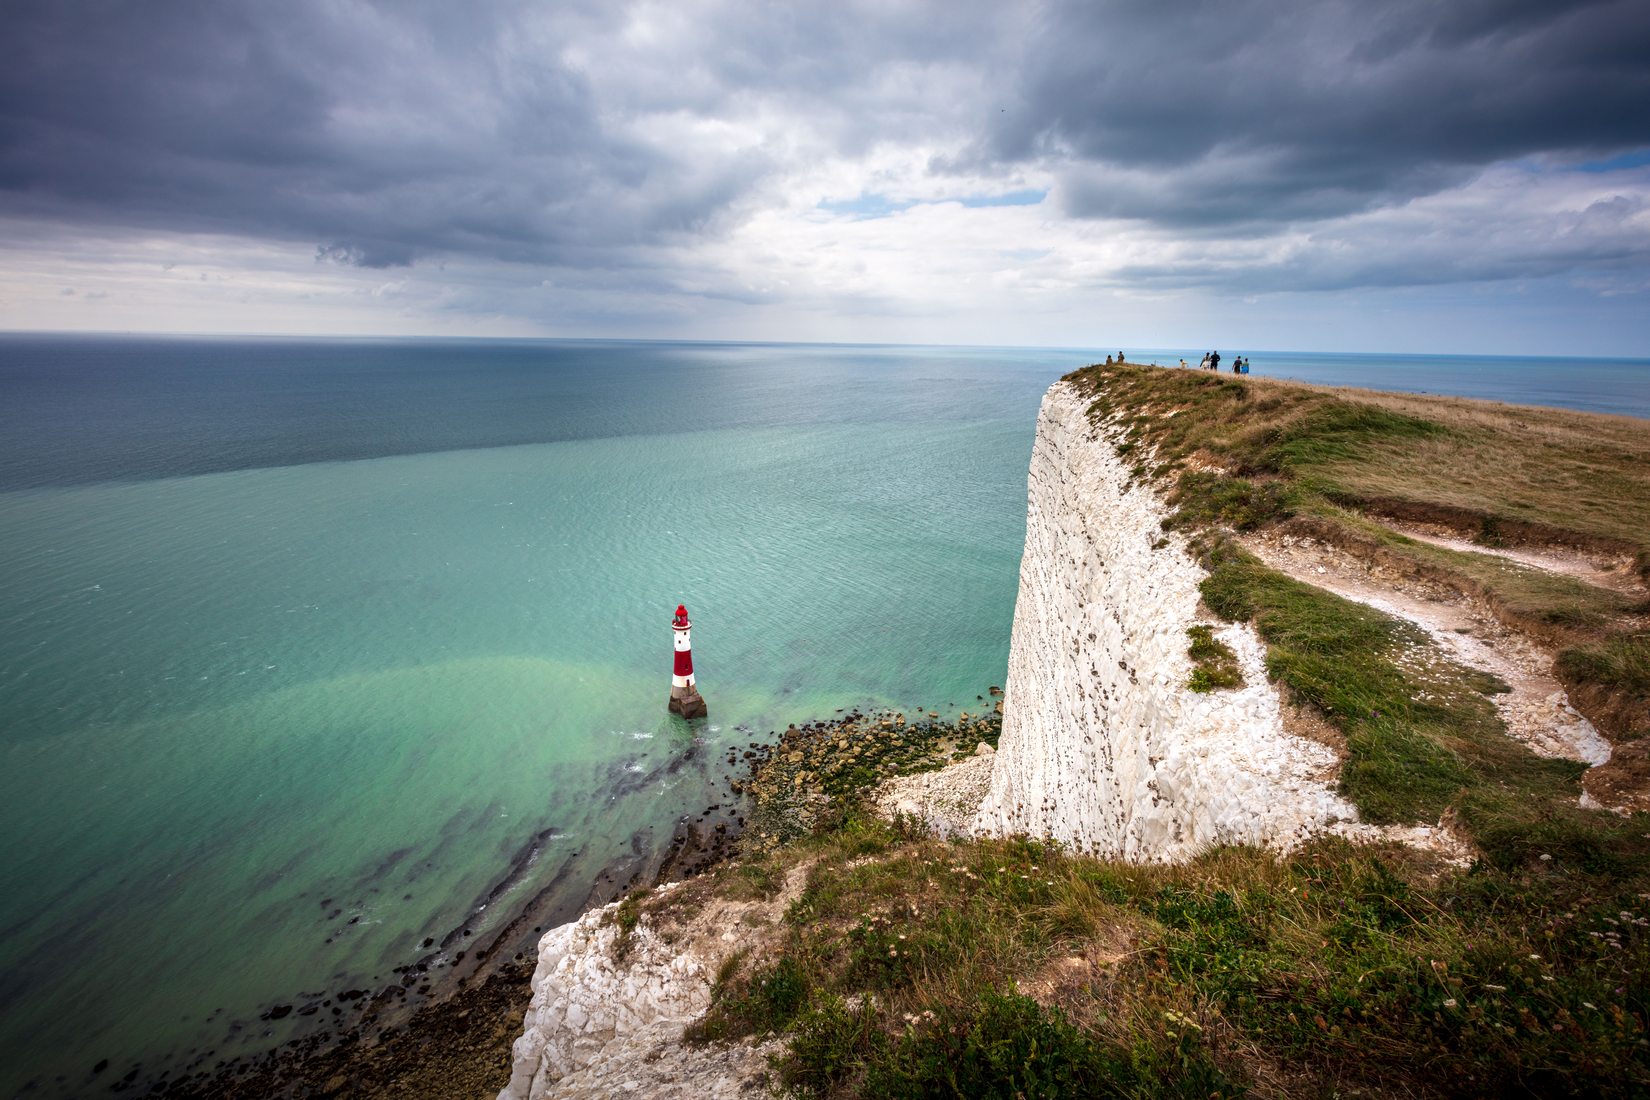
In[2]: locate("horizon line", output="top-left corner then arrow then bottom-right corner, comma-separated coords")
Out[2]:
2,327 -> 1648,365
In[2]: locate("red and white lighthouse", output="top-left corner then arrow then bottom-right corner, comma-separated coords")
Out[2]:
669,603 -> 708,718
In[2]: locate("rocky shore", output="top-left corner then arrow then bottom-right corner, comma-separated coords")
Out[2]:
151,959 -> 533,1099
734,703 -> 1003,851
493,703 -> 1009,1099
133,704 -> 999,1098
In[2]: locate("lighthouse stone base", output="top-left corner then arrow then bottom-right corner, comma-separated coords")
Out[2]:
669,684 -> 708,720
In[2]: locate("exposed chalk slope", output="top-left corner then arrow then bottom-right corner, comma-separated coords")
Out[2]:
497,890 -> 707,1100
972,381 -> 1358,859
498,860 -> 812,1100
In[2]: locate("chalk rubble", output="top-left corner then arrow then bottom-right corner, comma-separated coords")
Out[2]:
496,884 -> 774,1100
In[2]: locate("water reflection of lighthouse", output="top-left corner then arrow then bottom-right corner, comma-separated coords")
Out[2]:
669,603 -> 708,718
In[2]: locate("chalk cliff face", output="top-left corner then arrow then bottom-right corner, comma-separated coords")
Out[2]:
972,381 -> 1357,858
499,378 -> 1375,1094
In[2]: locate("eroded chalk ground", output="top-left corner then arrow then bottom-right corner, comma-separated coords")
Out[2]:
1240,528 -> 1628,807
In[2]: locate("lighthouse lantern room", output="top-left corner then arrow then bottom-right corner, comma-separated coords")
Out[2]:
668,603 -> 708,719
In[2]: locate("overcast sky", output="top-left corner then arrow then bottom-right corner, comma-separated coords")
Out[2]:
3,0 -> 1648,353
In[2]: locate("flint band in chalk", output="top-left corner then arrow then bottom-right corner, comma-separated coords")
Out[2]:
669,603 -> 708,719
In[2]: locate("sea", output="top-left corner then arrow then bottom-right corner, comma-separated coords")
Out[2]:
1,334 -> 1646,1096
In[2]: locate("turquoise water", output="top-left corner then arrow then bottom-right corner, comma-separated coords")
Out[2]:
0,339 -> 1067,1096
2,336 -> 1645,1095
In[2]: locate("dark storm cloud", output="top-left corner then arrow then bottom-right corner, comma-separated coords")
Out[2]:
0,1 -> 1013,270
2,0 -> 1647,298
988,0 -> 1650,226
0,0 -> 738,267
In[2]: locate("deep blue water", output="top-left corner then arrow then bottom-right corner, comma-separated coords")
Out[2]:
0,336 -> 1068,490
1136,346 -> 1650,419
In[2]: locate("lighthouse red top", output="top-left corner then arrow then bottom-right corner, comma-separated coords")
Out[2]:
672,604 -> 694,678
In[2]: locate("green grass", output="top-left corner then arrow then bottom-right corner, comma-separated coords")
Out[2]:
1071,362 -> 1650,552
609,892 -> 644,961
1556,634 -> 1650,740
1199,538 -> 1480,823
1262,401 -> 1451,473
1072,361 -> 1650,743
1186,626 -> 1244,693
1075,366 -> 1447,493
687,822 -> 1650,1097
1294,502 -> 1640,638
854,991 -> 1228,1100
1194,536 -> 1645,875
670,362 -> 1650,1096
1165,471 -> 1296,532
1558,636 -> 1650,707
686,955 -> 810,1042
688,582 -> 1649,1095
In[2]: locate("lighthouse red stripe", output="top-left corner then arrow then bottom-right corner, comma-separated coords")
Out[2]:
674,650 -> 693,676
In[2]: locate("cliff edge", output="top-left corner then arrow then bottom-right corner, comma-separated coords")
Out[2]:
973,381 -> 1358,856
497,364 -> 1650,1099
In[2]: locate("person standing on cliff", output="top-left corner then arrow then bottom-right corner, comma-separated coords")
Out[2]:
1210,350 -> 1221,371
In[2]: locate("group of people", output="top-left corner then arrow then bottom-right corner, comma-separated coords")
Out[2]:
1180,351 -> 1250,374
1107,350 -> 1251,374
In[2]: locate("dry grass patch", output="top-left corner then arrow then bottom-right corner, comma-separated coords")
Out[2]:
1071,362 -> 1650,744
1076,364 -> 1650,554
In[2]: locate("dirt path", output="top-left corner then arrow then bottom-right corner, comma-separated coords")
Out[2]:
1241,531 -> 1612,768
1373,518 -> 1646,597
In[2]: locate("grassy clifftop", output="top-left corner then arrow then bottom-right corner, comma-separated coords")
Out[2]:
1074,364 -> 1650,553
1074,362 -> 1650,748
660,365 -> 1650,1098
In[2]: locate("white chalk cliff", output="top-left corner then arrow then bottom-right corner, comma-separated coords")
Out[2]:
500,378 -> 1375,1095
972,380 -> 1358,857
